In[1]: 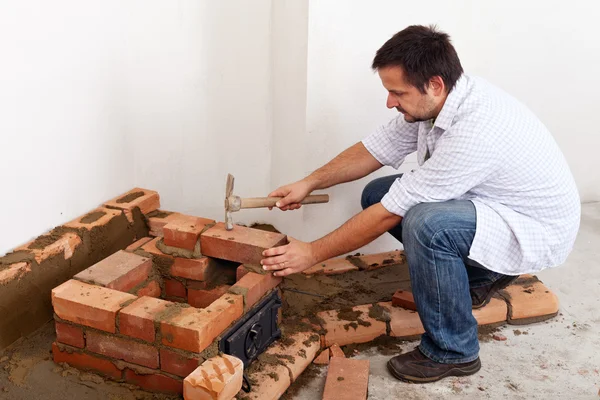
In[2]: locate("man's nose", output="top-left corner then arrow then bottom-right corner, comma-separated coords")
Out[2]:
386,93 -> 398,109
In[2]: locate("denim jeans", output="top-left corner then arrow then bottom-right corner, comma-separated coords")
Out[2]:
361,174 -> 508,364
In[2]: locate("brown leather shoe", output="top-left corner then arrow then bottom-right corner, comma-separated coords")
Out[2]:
471,275 -> 519,309
387,348 -> 481,383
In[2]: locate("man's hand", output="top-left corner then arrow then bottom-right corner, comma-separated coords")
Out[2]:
260,237 -> 317,277
268,179 -> 315,211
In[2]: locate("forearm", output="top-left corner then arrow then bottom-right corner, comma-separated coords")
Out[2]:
304,142 -> 382,190
310,203 -> 402,263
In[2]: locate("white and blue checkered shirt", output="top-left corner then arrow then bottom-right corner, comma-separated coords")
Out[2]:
362,74 -> 581,275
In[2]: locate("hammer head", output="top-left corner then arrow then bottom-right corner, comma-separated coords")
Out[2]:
224,173 -> 239,230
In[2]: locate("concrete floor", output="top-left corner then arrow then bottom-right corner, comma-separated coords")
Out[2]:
290,202 -> 600,399
0,203 -> 598,399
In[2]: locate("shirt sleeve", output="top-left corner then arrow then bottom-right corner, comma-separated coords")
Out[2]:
361,114 -> 419,169
380,121 -> 504,217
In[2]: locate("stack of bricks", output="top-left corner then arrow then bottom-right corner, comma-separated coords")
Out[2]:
50,188 -> 291,397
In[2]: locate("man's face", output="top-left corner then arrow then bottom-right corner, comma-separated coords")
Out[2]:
378,66 -> 445,123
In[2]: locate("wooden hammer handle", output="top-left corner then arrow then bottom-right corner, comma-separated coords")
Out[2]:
240,194 -> 329,209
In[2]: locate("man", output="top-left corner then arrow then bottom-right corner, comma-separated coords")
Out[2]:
260,25 -> 580,382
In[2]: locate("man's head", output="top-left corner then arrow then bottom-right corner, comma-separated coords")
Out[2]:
372,25 -> 463,122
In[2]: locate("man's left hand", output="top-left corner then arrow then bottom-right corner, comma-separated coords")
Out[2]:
261,237 -> 317,277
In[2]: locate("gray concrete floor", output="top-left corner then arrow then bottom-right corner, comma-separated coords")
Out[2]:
0,203 -> 598,399
291,202 -> 600,399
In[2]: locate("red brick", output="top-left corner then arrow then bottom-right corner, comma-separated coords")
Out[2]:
52,342 -> 121,380
161,294 -> 243,353
74,250 -> 152,292
473,297 -> 508,325
329,344 -> 345,358
64,207 -> 122,230
164,217 -> 215,251
319,304 -> 387,347
229,272 -> 281,311
136,280 -> 161,298
265,332 -> 320,381
124,369 -> 183,394
236,264 -> 250,281
356,250 -> 406,271
119,297 -> 172,342
126,237 -> 153,251
303,257 -> 358,275
313,350 -> 330,365
55,321 -> 85,348
171,257 -> 216,281
382,302 -> 425,338
188,284 -> 231,308
243,363 -> 291,400
392,290 -> 416,311
147,211 -> 182,237
160,348 -> 204,377
103,187 -> 160,216
184,355 -> 243,400
0,262 -> 31,285
501,275 -> 559,323
322,357 -> 369,400
200,222 -> 288,264
165,278 -> 187,298
51,280 -> 137,333
17,232 -> 82,264
86,330 -> 159,369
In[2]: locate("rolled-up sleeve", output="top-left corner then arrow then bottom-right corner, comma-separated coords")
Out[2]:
381,122 -> 504,216
361,114 -> 419,169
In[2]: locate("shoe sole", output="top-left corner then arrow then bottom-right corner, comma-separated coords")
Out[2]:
387,358 -> 481,383
472,276 -> 520,309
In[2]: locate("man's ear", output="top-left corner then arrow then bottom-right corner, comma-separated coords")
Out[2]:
428,76 -> 446,96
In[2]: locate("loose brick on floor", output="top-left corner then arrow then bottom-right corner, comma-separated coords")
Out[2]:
500,275 -> 559,324
52,342 -> 122,380
64,207 -> 122,230
163,216 -> 215,251
126,237 -> 153,252
136,280 -> 161,298
17,232 -> 82,264
200,223 -> 288,265
55,321 -> 85,348
322,357 -> 370,400
313,350 -> 330,365
0,262 -> 31,285
319,304 -> 387,347
392,290 -> 416,311
229,271 -> 281,311
242,363 -> 291,400
473,297 -> 508,325
183,354 -> 243,400
329,344 -> 345,358
161,294 -> 242,353
52,280 -> 137,333
119,296 -> 172,343
124,368 -> 183,394
165,278 -> 187,298
380,302 -> 425,338
188,284 -> 231,308
160,348 -> 204,378
103,187 -> 160,216
303,257 -> 358,275
86,330 -> 159,369
74,250 -> 152,292
265,332 -> 320,381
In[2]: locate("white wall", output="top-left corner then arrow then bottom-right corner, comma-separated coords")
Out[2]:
305,0 -> 600,254
2,0 -> 598,257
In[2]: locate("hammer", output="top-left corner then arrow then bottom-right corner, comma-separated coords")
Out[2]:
224,173 -> 329,230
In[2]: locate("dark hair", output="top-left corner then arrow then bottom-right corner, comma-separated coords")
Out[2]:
372,25 -> 463,93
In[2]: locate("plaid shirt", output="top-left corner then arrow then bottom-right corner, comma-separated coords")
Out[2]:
362,75 -> 580,275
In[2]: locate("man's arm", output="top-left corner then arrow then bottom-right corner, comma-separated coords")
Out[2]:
270,142 -> 382,210
261,203 -> 402,276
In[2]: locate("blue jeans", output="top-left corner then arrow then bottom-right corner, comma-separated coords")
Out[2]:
361,174 -> 508,363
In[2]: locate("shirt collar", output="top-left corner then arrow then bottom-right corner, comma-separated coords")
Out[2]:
431,74 -> 468,131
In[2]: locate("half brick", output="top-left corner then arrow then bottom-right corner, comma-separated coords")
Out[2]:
392,290 -> 416,311
200,223 -> 288,265
103,187 -> 160,216
183,354 -> 243,400
74,250 -> 152,292
52,280 -> 137,333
